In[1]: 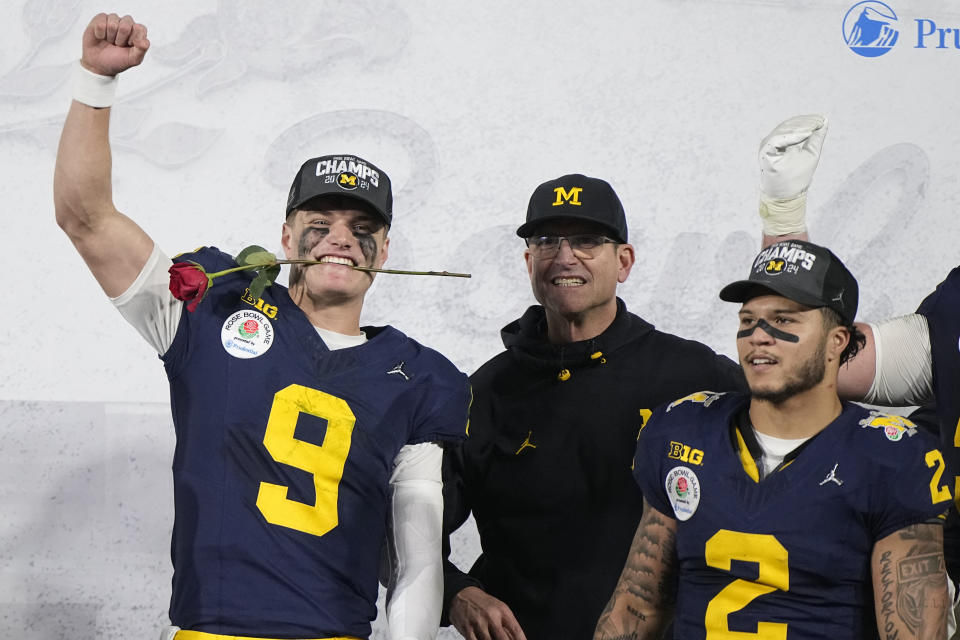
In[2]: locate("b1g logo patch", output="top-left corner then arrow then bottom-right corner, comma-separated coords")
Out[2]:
665,466 -> 701,521
221,310 -> 274,359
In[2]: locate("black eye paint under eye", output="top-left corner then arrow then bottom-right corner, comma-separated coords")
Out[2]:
737,318 -> 800,343
298,226 -> 329,258
297,225 -> 379,267
356,233 -> 378,265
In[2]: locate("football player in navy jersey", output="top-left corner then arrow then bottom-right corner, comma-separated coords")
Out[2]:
54,13 -> 470,640
595,240 -> 951,639
749,118 -> 960,599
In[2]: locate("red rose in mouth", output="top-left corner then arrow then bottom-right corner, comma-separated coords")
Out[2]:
168,262 -> 211,313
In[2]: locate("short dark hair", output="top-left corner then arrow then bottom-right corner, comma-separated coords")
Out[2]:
820,307 -> 866,365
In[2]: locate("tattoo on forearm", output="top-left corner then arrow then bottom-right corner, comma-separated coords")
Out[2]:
879,550 -> 899,640
626,605 -> 647,621
878,524 -> 947,639
595,506 -> 677,639
895,525 -> 945,636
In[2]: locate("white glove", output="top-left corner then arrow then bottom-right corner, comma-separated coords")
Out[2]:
758,114 -> 828,236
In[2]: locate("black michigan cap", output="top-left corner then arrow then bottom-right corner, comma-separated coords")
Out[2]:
286,154 -> 393,225
719,240 -> 859,325
516,174 -> 628,243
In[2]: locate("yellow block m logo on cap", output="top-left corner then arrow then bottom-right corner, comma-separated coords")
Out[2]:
764,259 -> 785,275
552,187 -> 583,206
339,173 -> 358,187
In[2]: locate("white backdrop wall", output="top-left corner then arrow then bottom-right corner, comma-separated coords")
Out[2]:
1,0 -> 958,637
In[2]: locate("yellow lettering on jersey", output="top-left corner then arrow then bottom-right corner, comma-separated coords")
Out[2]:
953,417 -> 960,448
668,441 -> 704,466
256,384 -> 355,537
552,186 -> 583,206
924,449 -> 952,505
704,530 -> 789,639
241,288 -> 278,319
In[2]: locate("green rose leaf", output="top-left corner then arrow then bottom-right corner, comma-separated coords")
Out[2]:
248,269 -> 276,301
262,263 -> 281,284
236,245 -> 277,267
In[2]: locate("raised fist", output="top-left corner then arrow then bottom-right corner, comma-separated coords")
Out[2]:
758,114 -> 828,200
80,13 -> 150,77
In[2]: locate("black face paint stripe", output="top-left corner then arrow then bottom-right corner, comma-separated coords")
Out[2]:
356,233 -> 378,265
298,227 -> 329,257
737,318 -> 800,343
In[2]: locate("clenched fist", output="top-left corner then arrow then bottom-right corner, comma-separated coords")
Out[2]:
757,114 -> 829,236
80,13 -> 150,77
759,114 -> 829,200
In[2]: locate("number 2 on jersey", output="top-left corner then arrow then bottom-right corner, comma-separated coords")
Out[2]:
256,384 -> 355,537
924,448 -> 952,505
704,530 -> 789,639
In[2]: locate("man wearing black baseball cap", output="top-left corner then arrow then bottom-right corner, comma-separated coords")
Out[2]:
54,13 -> 470,640
441,173 -> 746,639
596,240 -> 950,639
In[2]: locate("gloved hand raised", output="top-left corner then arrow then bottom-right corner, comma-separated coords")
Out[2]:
758,114 -> 828,236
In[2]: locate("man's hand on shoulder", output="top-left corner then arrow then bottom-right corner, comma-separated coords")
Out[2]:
449,586 -> 527,640
81,13 -> 150,77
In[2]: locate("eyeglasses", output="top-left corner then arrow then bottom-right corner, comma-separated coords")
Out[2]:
524,234 -> 618,259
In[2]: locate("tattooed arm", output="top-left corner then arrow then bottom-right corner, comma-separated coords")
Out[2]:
871,522 -> 948,640
594,499 -> 679,640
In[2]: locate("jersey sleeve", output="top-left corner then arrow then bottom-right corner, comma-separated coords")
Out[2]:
865,421 -> 951,540
407,363 -> 471,446
632,403 -> 675,518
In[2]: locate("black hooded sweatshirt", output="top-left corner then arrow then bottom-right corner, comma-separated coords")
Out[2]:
442,298 -> 745,639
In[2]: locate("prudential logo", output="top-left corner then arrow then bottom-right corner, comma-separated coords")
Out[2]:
843,1 -> 899,57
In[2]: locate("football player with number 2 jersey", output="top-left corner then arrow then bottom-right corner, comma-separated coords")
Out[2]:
595,240 -> 951,640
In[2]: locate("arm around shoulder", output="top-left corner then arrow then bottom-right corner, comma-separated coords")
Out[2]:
840,316 -> 933,404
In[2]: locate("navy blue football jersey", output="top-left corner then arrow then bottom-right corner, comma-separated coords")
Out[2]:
916,266 -> 960,580
162,248 -> 470,637
917,267 -> 960,497
633,392 -> 950,640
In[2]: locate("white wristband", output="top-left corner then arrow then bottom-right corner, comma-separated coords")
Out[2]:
758,192 -> 807,236
72,61 -> 118,108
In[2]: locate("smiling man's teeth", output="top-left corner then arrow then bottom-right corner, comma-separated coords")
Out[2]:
553,277 -> 584,286
319,256 -> 355,266
751,358 -> 776,365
